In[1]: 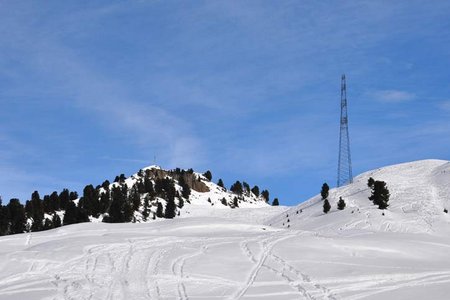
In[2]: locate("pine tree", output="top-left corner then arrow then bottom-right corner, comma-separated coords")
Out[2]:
129,185 -> 141,212
323,199 -> 331,214
52,213 -> 62,228
221,198 -> 227,206
251,185 -> 260,197
7,199 -> 26,234
30,191 -> 44,232
165,196 -> 176,219
217,179 -> 225,189
320,183 -> 329,200
272,198 -> 279,206
78,185 -> 99,217
369,180 -> 390,209
337,197 -> 346,210
230,181 -> 243,195
156,202 -> 163,218
179,176 -> 191,199
43,218 -> 53,230
59,189 -> 70,210
242,182 -> 250,195
203,170 -> 212,181
63,201 -> 77,225
0,198 -> 9,235
142,195 -> 150,221
233,197 -> 239,208
367,177 -> 375,188
49,191 -> 60,211
261,190 -> 270,203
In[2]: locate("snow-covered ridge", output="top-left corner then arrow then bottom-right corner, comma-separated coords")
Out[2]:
268,159 -> 450,234
90,166 -> 270,222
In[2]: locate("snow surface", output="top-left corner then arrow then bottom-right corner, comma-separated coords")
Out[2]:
1,160 -> 450,299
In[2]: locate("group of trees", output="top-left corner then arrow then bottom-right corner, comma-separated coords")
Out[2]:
0,167 -> 275,237
321,183 -> 346,213
319,177 -> 390,215
0,188 -> 80,236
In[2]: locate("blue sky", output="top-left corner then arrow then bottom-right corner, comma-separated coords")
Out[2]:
1,1 -> 449,205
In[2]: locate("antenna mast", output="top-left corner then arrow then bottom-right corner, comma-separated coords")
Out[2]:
337,74 -> 353,187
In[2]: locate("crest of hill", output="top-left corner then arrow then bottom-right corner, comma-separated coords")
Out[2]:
267,159 -> 450,235
95,166 -> 270,222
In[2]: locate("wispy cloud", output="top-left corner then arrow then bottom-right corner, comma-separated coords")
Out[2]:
370,90 -> 416,103
438,100 -> 450,112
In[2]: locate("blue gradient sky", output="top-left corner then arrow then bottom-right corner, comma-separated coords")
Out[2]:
1,1 -> 449,205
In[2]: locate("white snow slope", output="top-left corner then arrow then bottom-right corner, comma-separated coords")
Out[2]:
1,159 -> 450,300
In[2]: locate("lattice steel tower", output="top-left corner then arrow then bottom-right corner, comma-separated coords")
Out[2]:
337,74 -> 353,187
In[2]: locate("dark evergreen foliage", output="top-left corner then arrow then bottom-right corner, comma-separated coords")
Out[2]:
323,199 -> 331,214
272,198 -> 279,206
251,185 -> 260,197
337,197 -> 346,210
156,202 -> 164,218
59,189 -> 70,210
368,180 -> 390,209
165,197 -> 176,219
233,197 -> 239,208
261,190 -> 270,203
242,182 -> 250,195
230,181 -> 243,195
221,198 -> 227,206
0,198 -> 8,235
52,213 -> 62,228
203,170 -> 212,181
7,198 -> 26,234
78,185 -> 99,217
217,179 -> 225,189
320,183 -> 330,200
30,191 -> 44,232
367,177 -> 375,188
178,176 -> 191,199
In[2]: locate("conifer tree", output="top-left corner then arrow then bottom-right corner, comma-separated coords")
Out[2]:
272,198 -> 279,206
203,170 -> 212,181
49,191 -> 60,211
369,180 -> 390,209
221,198 -> 227,206
142,195 -> 150,221
7,199 -> 26,234
129,185 -> 141,212
233,197 -> 239,208
217,179 -> 225,189
337,197 -> 346,210
30,191 -> 44,232
52,213 -> 62,228
261,190 -> 270,203
251,185 -> 260,197
323,199 -> 331,214
156,202 -> 163,218
59,189 -> 70,210
367,177 -> 375,188
165,196 -> 176,219
63,201 -> 79,225
320,183 -> 329,200
0,198 -> 9,235
242,182 -> 250,195
230,181 -> 243,195
43,218 -> 53,230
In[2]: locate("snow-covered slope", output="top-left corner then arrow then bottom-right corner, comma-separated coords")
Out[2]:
268,159 -> 450,235
1,160 -> 450,300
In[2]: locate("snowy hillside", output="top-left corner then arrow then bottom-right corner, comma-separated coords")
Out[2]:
268,159 -> 450,235
1,160 -> 450,300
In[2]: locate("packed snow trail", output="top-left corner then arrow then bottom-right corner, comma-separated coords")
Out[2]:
1,216 -> 450,300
